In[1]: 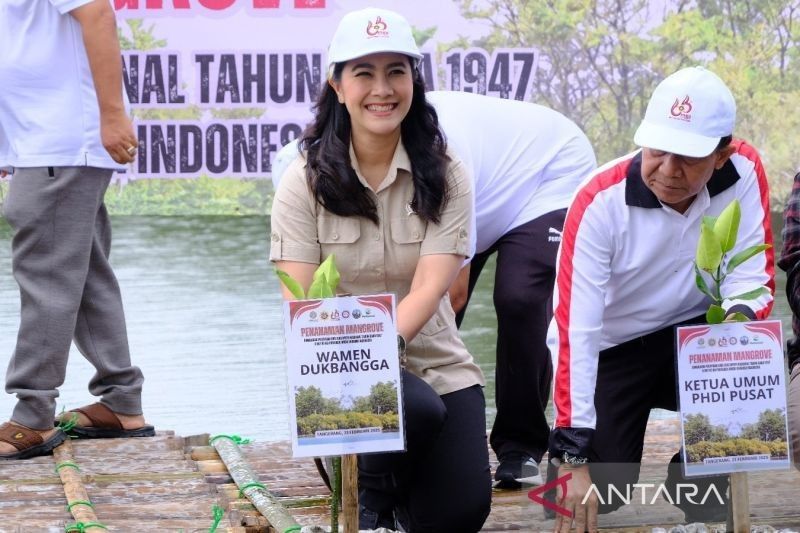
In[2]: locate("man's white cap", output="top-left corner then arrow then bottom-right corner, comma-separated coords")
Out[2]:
634,67 -> 736,157
327,7 -> 422,76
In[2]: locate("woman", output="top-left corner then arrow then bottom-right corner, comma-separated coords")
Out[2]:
270,7 -> 491,532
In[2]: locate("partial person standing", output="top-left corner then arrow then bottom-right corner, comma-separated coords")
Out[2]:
427,91 -> 596,488
777,170 -> 800,470
547,67 -> 773,530
0,0 -> 154,460
270,8 -> 490,532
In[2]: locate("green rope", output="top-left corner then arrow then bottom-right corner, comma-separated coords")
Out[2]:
57,410 -> 79,433
64,522 -> 108,532
55,461 -> 81,474
283,526 -> 302,533
208,504 -> 224,533
208,434 -> 251,446
66,500 -> 94,512
238,481 -> 267,498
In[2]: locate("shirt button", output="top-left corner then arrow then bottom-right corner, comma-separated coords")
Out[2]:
374,233 -> 381,241
412,231 -> 420,239
458,228 -> 467,238
271,232 -> 279,241
332,233 -> 339,241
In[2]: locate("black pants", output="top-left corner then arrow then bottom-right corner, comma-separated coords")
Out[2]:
359,371 -> 491,533
546,316 -> 729,517
456,209 -> 565,462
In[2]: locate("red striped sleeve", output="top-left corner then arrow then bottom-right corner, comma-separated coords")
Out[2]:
734,140 -> 775,319
553,157 -> 632,428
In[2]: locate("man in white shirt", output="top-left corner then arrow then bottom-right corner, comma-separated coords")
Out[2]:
272,91 -> 597,487
0,0 -> 153,460
547,67 -> 773,529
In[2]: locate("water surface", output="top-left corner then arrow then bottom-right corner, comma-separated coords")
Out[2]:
0,216 -> 790,441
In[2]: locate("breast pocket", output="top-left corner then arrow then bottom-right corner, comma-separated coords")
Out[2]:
318,215 -> 361,282
390,216 -> 427,279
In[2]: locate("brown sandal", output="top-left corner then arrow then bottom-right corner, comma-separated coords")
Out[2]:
0,422 -> 66,460
61,403 -> 154,439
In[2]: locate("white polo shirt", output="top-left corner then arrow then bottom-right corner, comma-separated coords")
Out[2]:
549,140 -> 775,432
271,91 -> 596,257
0,0 -> 124,169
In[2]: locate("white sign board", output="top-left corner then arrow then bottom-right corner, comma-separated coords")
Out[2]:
676,320 -> 791,476
283,294 -> 404,458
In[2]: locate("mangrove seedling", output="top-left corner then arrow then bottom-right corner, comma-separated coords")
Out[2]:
694,199 -> 771,324
275,254 -> 343,531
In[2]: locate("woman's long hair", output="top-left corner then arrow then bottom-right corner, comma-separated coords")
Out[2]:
300,59 -> 450,224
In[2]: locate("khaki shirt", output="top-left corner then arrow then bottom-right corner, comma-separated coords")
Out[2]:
270,141 -> 484,395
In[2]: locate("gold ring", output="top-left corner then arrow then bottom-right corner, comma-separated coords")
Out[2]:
126,146 -> 137,156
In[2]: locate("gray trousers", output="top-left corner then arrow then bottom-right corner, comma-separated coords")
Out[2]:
4,166 -> 144,430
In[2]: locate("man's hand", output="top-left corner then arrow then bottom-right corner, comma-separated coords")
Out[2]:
554,464 -> 598,533
101,108 -> 137,164
70,0 -> 136,164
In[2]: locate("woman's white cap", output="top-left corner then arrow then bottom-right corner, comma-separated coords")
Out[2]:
327,7 -> 422,76
633,67 -> 736,157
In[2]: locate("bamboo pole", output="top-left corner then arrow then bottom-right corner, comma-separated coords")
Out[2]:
211,436 -> 301,533
729,472 -> 750,532
53,440 -> 106,532
341,454 -> 358,533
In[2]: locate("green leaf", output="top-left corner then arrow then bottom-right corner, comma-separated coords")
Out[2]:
694,264 -> 715,300
308,273 -> 327,299
726,244 -> 771,272
728,312 -> 750,322
702,215 -> 717,228
314,254 -> 341,294
696,223 -> 723,272
727,286 -> 770,301
713,200 -> 740,253
275,269 -> 305,300
706,304 -> 726,324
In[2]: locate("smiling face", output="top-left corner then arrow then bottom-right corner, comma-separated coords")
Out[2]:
640,144 -> 736,213
329,52 -> 414,145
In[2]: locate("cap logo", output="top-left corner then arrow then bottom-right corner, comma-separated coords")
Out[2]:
366,16 -> 389,38
670,95 -> 693,122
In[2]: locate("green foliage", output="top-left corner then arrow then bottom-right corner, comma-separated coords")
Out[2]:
118,19 -> 167,51
104,178 -> 272,215
275,254 -> 340,299
296,412 -> 399,436
412,26 -> 439,48
685,438 -> 787,463
713,201 -> 740,254
294,386 -> 330,418
683,413 -> 730,446
350,381 -> 399,415
694,200 -> 771,323
741,408 -> 788,441
454,0 -> 800,206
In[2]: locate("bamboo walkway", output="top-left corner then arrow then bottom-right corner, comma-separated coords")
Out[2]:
0,420 -> 798,532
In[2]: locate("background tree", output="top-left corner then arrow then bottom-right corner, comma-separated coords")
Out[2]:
741,408 -> 788,441
295,386 -> 325,418
367,381 -> 398,414
455,0 -> 800,202
684,413 -> 730,445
